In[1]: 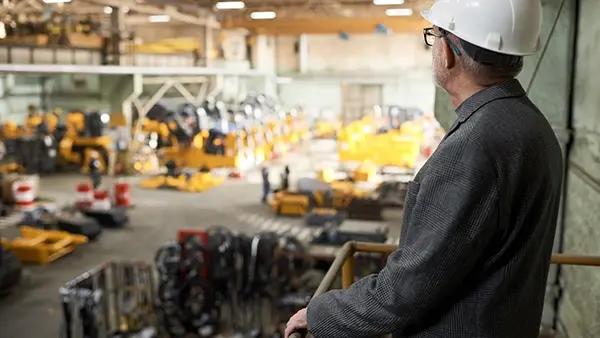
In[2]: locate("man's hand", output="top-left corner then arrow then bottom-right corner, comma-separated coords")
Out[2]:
285,308 -> 307,338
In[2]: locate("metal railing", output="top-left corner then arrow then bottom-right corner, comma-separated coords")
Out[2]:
290,241 -> 600,338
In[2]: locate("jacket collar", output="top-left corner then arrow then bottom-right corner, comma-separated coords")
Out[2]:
455,79 -> 526,123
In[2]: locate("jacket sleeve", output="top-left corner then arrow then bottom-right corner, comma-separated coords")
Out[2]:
306,140 -> 499,337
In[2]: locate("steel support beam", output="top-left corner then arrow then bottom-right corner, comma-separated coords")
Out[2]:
86,0 -> 220,28
123,75 -> 212,150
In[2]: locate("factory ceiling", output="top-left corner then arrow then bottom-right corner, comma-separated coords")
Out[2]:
1,0 -> 432,34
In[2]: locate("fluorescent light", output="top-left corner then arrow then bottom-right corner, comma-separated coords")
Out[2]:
122,7 -> 130,13
104,6 -> 113,14
43,0 -> 72,3
148,15 -> 171,23
250,11 -> 276,20
385,8 -> 413,16
215,1 -> 245,10
373,0 -> 404,5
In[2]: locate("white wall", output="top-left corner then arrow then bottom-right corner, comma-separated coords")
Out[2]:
278,69 -> 435,117
276,35 -> 299,73
275,33 -> 432,74
252,35 -> 277,74
275,34 -> 435,116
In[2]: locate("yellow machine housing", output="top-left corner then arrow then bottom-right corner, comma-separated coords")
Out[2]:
139,171 -> 224,193
1,226 -> 88,265
59,111 -> 113,173
271,192 -> 311,216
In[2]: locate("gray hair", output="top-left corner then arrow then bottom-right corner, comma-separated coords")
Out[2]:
449,35 -> 523,83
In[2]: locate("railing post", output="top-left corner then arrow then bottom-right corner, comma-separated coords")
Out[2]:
342,248 -> 355,289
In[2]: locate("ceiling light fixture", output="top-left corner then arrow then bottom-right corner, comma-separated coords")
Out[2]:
373,0 -> 404,5
104,6 -> 113,14
123,7 -> 130,13
148,15 -> 171,23
215,1 -> 245,10
385,8 -> 413,16
42,0 -> 72,3
250,11 -> 276,20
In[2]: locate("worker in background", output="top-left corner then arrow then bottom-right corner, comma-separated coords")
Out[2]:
285,0 -> 564,337
46,15 -> 61,45
88,151 -> 102,189
261,166 -> 270,204
280,165 -> 290,191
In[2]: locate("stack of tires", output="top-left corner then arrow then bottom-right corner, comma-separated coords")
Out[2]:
0,244 -> 23,296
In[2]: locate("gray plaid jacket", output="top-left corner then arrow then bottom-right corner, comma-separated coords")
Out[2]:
306,79 -> 564,338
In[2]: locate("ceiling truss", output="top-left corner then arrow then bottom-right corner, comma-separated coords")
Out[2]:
1,0 -> 432,35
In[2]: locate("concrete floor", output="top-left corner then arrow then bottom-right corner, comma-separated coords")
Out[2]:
0,140 -> 404,337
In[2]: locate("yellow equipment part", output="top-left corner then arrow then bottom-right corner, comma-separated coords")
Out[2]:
314,121 -> 337,139
25,113 -> 60,134
1,226 -> 88,264
272,192 -> 310,216
24,115 -> 43,134
317,168 -> 336,183
109,113 -> 127,128
1,121 -> 21,139
368,134 -> 420,168
0,162 -> 23,174
181,172 -> 224,193
352,162 -> 377,182
312,207 -> 338,216
139,172 -> 224,193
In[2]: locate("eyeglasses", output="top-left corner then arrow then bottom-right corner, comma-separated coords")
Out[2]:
423,27 -> 441,47
422,27 -> 462,55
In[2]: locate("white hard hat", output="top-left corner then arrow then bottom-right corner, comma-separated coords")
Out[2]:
421,0 -> 542,56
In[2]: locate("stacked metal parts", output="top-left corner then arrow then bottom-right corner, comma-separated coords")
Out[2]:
154,227 -> 316,338
59,262 -> 156,338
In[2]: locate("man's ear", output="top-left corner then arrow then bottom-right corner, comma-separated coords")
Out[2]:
442,39 -> 456,69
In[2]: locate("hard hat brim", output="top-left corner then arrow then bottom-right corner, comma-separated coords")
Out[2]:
420,9 -> 432,23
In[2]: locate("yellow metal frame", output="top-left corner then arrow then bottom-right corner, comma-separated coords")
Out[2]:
290,241 -> 600,338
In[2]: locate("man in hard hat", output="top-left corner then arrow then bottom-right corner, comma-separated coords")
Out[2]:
285,0 -> 564,337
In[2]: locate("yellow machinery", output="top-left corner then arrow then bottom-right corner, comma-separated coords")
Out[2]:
351,162 -> 378,182
271,178 -> 366,216
284,115 -> 303,145
313,118 -> 339,139
267,120 -> 288,157
1,226 -> 88,265
24,113 -> 60,135
337,117 -> 423,169
1,120 -> 22,139
59,111 -> 113,174
0,120 -> 23,173
1,112 -> 63,174
249,126 -> 268,164
138,113 -> 228,191
139,170 -> 224,192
